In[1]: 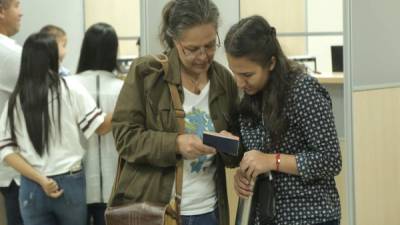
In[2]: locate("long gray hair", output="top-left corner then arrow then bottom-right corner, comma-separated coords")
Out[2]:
160,0 -> 220,50
0,0 -> 12,8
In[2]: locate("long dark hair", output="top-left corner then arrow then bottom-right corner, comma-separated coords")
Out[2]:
7,32 -> 62,156
77,23 -> 119,73
224,15 -> 305,142
160,0 -> 220,50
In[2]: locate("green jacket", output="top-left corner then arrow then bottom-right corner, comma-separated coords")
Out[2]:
109,48 -> 239,225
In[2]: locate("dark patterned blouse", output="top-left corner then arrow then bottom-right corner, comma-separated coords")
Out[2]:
239,74 -> 341,225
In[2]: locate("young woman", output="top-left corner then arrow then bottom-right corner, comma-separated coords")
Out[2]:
225,15 -> 342,225
108,1 -> 239,225
0,32 -> 111,225
70,22 -> 122,225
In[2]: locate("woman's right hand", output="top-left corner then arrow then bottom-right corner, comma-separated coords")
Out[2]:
234,169 -> 254,199
176,134 -> 216,160
39,177 -> 64,198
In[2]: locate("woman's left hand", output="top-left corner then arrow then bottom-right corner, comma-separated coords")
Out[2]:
39,177 -> 64,198
240,150 -> 274,180
219,130 -> 236,138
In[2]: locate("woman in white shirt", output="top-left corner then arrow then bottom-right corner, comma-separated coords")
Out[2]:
0,32 -> 111,225
70,22 -> 122,225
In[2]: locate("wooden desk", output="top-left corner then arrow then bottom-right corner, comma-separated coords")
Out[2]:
312,72 -> 344,84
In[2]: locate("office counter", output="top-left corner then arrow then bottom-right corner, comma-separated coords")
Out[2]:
312,72 -> 344,84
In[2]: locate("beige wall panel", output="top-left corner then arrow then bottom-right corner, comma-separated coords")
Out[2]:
85,0 -> 140,37
240,0 -> 305,33
226,168 -> 238,225
353,87 -> 400,225
278,36 -> 306,57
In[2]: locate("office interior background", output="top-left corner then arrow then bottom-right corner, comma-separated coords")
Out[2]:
1,0 -> 399,225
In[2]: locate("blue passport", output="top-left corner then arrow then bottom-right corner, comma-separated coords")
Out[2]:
202,131 -> 239,156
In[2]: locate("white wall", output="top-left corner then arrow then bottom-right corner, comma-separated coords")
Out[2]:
351,0 -> 400,89
13,0 -> 85,73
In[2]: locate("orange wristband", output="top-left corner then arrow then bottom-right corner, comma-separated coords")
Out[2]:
275,153 -> 281,172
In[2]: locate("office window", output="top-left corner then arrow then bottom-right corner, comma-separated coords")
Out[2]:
308,36 -> 342,73
307,0 -> 343,32
84,0 -> 140,58
240,0 -> 343,73
118,39 -> 139,57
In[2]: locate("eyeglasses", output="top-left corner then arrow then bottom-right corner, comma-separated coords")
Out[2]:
178,33 -> 221,58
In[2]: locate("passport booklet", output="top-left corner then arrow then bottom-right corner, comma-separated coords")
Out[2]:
202,131 -> 239,156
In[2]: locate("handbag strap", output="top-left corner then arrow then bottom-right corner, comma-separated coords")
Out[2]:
157,55 -> 184,224
111,54 -> 184,223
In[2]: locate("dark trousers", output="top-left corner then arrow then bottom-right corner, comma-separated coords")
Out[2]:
181,208 -> 219,225
87,203 -> 106,225
268,219 -> 339,225
315,219 -> 340,225
0,180 -> 23,225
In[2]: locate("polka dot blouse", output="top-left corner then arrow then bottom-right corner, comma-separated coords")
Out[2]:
239,74 -> 342,225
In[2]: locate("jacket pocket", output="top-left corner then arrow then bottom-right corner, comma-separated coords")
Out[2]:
146,89 -> 176,131
157,92 -> 176,131
121,164 -> 175,204
158,109 -> 175,131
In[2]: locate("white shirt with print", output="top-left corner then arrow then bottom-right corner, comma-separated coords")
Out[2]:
179,81 -> 217,215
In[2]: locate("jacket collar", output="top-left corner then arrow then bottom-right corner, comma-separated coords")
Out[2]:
208,62 -> 226,103
163,48 -> 181,85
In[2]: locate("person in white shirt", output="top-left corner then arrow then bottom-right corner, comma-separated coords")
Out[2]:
0,0 -> 23,224
69,22 -> 122,225
0,32 -> 112,225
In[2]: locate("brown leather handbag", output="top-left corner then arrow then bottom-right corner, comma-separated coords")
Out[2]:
105,56 -> 185,225
105,201 -> 178,225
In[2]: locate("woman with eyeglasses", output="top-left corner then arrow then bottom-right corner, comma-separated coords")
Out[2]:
108,0 -> 239,225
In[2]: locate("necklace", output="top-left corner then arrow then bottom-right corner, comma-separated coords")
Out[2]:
189,76 -> 201,95
183,74 -> 201,95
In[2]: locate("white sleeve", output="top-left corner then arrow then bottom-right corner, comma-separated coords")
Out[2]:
67,79 -> 105,139
0,46 -> 21,94
0,103 -> 18,162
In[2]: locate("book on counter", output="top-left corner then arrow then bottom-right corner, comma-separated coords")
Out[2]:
202,131 -> 239,156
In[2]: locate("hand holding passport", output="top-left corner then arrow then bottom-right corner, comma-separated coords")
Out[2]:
202,131 -> 239,156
